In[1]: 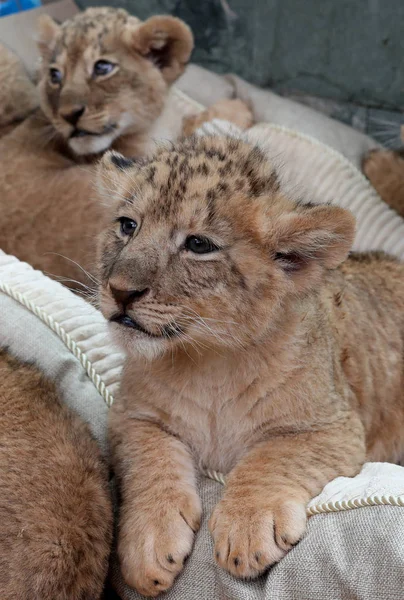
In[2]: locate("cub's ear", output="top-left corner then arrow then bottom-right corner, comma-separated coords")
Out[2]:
96,151 -> 138,203
125,15 -> 194,84
274,204 -> 355,277
36,15 -> 61,60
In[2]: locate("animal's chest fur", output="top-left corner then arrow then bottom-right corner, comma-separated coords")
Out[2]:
165,396 -> 256,474
148,372 -> 302,475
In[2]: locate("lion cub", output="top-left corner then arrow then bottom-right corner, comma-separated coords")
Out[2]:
0,7 -> 193,287
363,145 -> 404,217
96,135 -> 404,597
0,348 -> 112,599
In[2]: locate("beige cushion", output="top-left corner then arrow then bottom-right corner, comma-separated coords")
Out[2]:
175,66 -> 379,169
228,74 -> 379,168
176,63 -> 234,107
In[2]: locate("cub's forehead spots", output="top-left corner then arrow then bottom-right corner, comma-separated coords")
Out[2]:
52,8 -> 130,63
120,137 -> 279,223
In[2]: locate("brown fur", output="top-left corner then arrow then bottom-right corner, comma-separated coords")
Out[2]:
0,7 -> 193,286
95,136 -> 404,596
363,147 -> 404,217
0,43 -> 37,138
0,347 -> 112,599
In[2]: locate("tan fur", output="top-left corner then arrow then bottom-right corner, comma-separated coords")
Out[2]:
0,347 -> 112,599
0,43 -> 38,139
0,8 -> 193,286
182,99 -> 254,136
363,148 -> 404,217
96,136 -> 404,596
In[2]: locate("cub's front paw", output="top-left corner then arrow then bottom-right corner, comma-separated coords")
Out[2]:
119,491 -> 202,597
209,495 -> 306,579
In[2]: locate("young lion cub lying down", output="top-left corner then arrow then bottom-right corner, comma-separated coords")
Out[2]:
96,135 -> 404,597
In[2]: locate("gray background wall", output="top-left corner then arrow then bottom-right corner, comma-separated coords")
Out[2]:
80,0 -> 403,110
79,0 -> 404,143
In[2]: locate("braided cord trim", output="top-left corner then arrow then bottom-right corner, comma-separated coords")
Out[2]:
203,469 -> 404,516
307,494 -> 404,516
0,280 -> 114,407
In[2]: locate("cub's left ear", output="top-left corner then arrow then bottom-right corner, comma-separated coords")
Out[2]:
274,205 -> 356,273
126,16 -> 194,84
96,151 -> 138,203
36,15 -> 61,60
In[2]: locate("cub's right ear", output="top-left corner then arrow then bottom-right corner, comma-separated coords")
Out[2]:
124,15 -> 194,84
96,151 -> 137,203
273,204 -> 355,291
36,15 -> 61,60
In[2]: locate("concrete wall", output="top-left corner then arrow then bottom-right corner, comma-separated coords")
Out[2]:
80,0 -> 404,112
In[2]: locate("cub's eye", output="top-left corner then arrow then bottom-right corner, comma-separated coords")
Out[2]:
93,60 -> 116,77
49,68 -> 62,85
118,217 -> 137,236
184,235 -> 219,254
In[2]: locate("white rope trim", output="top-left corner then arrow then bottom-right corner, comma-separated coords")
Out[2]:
203,469 -> 404,516
0,280 -> 115,408
307,494 -> 404,516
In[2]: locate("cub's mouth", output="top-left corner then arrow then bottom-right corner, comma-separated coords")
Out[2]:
70,123 -> 117,139
110,313 -> 184,339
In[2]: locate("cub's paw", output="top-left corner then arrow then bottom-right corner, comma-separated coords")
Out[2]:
207,99 -> 254,130
119,492 -> 202,597
182,99 -> 253,137
209,497 -> 306,579
362,149 -> 397,181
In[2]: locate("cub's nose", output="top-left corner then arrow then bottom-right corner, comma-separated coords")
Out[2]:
109,285 -> 149,308
61,105 -> 85,126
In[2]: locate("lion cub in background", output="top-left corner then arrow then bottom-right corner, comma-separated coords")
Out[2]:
0,7 -> 193,287
96,135 -> 404,597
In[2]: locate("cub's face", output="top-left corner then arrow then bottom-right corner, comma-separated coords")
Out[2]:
97,137 -> 355,360
36,8 -> 193,156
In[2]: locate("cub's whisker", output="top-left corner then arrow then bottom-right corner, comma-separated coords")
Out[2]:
43,253 -> 100,286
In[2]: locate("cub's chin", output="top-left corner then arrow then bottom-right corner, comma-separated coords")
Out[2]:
67,113 -> 134,156
68,132 -> 116,156
108,321 -> 169,361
